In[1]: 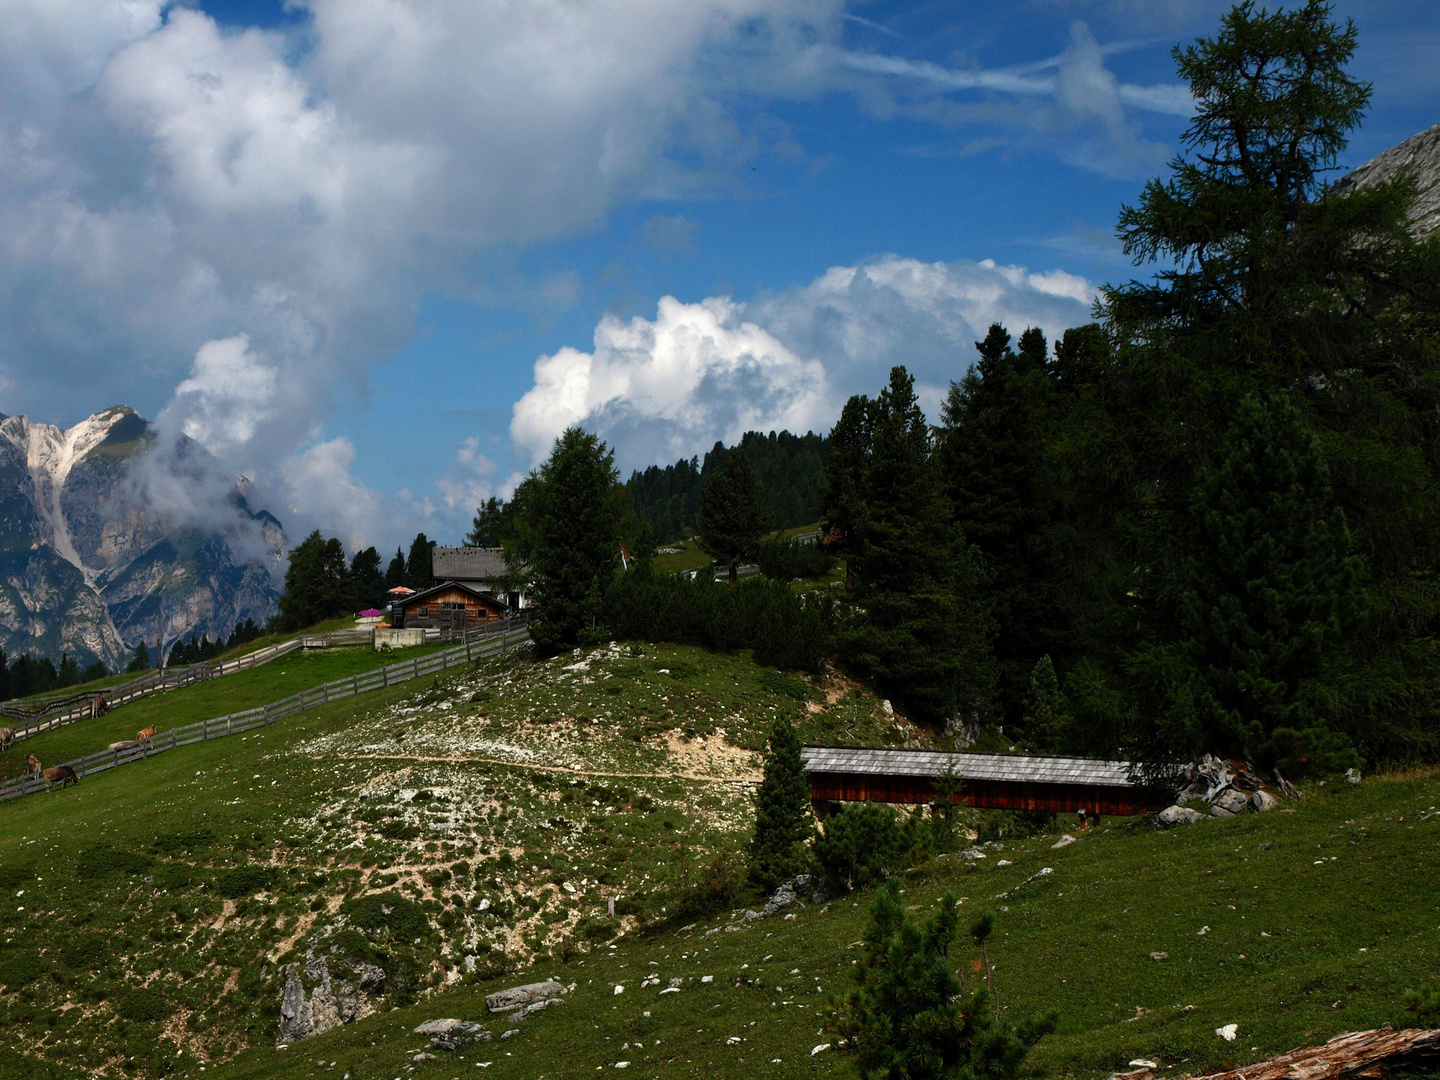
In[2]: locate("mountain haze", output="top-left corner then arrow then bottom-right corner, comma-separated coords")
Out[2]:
0,406 -> 283,672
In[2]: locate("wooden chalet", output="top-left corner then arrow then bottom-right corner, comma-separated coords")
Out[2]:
392,581 -> 509,632
801,746 -> 1163,817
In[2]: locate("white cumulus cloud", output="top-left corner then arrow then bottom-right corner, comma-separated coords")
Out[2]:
512,255 -> 1096,469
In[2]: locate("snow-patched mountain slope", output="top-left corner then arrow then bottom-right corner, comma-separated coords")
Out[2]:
0,407 -> 282,673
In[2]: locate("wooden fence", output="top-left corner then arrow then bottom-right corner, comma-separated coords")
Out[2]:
0,617 -> 530,804
0,613 -> 530,742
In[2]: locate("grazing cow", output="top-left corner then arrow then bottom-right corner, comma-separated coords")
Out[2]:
136,725 -> 156,744
43,765 -> 78,791
0,727 -> 14,751
27,753 -> 41,778
89,696 -> 109,720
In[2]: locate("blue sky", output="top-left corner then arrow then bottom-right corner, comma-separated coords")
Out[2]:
1,1 -> 1437,550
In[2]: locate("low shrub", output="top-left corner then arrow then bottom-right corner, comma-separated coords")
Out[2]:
755,537 -> 835,581
340,891 -> 428,941
218,866 -> 271,899
116,988 -> 169,1023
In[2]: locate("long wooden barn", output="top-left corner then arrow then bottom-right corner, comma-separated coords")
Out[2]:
801,746 -> 1160,817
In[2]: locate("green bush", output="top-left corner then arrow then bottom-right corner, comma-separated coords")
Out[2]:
608,564 -> 833,672
814,803 -> 910,893
76,846 -> 152,880
756,537 -> 835,581
340,891 -> 428,941
218,866 -> 271,899
116,989 -> 169,1022
0,955 -> 42,990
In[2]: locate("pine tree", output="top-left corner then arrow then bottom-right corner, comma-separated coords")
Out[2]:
349,546 -> 386,610
747,714 -> 812,891
832,366 -> 996,723
467,496 -> 519,547
384,548 -> 406,589
511,427 -> 627,654
279,531 -> 353,630
839,883 -> 1055,1080
406,533 -> 435,591
1174,394 -> 1362,771
697,448 -> 770,583
1021,656 -> 1072,751
56,653 -> 81,688
940,325 -> 1070,723
126,641 -> 151,674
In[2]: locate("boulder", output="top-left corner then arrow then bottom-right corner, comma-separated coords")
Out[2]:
1345,768 -> 1362,784
1051,834 -> 1077,849
511,997 -> 563,1022
276,942 -> 387,1046
1212,788 -> 1251,815
1157,805 -> 1204,826
1251,790 -> 1281,812
1211,805 -> 1237,818
485,979 -> 565,1013
414,1018 -> 485,1037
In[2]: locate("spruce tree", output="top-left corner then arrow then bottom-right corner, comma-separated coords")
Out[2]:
126,641 -> 151,673
832,366 -> 996,723
511,427 -> 627,654
56,653 -> 81,688
839,883 -> 1055,1080
697,448 -> 770,583
747,714 -> 812,891
349,546 -> 386,610
1021,655 -> 1072,751
384,548 -> 406,589
940,325 -> 1070,723
279,531 -> 352,630
1175,394 -> 1362,770
406,533 -> 435,591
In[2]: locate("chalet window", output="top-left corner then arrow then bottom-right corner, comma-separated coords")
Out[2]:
417,606 -> 428,617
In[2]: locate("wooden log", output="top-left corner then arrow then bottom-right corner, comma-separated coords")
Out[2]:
1114,1028 -> 1440,1080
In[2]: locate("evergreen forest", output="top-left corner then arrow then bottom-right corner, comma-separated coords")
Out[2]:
504,1 -> 1440,777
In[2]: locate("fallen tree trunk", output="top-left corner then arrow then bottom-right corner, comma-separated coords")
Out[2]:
1110,1027 -> 1440,1080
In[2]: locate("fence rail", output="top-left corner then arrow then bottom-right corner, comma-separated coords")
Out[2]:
0,617 -> 530,804
0,610 -> 530,743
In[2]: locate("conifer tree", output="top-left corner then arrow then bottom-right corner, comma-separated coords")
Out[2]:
126,641 -> 151,673
279,531 -> 352,630
349,546 -> 386,610
406,533 -> 435,591
1174,394 -> 1362,770
697,448 -> 770,583
384,548 -> 406,589
940,325 -> 1069,722
839,883 -> 1055,1080
1021,655 -> 1072,751
831,366 -> 996,723
747,714 -> 812,891
510,427 -> 627,654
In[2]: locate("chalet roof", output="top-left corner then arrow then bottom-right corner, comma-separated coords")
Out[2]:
394,580 -> 509,611
800,746 -> 1136,789
431,545 -> 521,583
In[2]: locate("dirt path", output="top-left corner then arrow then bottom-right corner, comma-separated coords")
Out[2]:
320,752 -> 761,785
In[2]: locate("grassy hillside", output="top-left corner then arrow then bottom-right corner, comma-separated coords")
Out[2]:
0,639 -> 1435,1080
1,640 -> 452,781
0,641 -> 916,1078
216,769 -> 1440,1080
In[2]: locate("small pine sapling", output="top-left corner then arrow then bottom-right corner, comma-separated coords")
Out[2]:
836,882 -> 1055,1080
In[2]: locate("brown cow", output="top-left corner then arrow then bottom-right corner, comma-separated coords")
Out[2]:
136,725 -> 156,744
27,753 -> 41,778
0,726 -> 14,751
89,696 -> 109,720
43,765 -> 77,791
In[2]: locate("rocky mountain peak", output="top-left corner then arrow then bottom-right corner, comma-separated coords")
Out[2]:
1337,121 -> 1440,240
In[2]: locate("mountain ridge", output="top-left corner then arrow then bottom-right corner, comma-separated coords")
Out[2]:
0,406 -> 283,673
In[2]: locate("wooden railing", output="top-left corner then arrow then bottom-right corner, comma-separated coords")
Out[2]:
0,618 -> 530,803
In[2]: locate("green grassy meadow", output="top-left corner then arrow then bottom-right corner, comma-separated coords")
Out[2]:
1,640 -> 460,781
0,639 -> 1435,1080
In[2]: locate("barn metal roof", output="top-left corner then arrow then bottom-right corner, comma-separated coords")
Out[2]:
801,746 -> 1136,789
